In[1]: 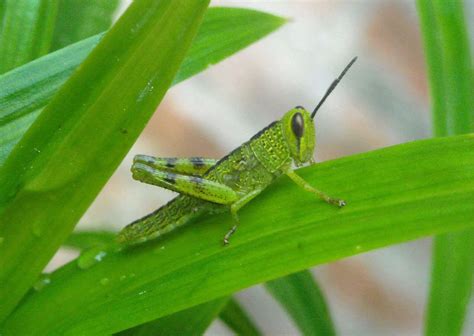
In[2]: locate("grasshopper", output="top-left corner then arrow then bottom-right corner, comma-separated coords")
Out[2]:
117,57 -> 357,246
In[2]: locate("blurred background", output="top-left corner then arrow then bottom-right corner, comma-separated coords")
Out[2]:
48,1 -> 474,335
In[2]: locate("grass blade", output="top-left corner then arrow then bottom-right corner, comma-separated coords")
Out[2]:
0,0 -> 59,73
0,34 -> 102,165
266,270 -> 335,336
65,230 -> 115,250
66,232 -> 231,335
51,0 -> 120,50
0,0 -> 210,322
2,134 -> 473,335
118,298 -> 228,336
219,297 -> 262,336
417,1 -> 474,335
0,7 -> 286,167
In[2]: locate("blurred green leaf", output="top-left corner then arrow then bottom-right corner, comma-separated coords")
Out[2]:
66,231 -> 229,335
219,298 -> 261,336
3,134 -> 473,334
0,0 -> 59,73
0,7 -> 286,167
0,2 -> 5,33
0,34 -> 102,165
0,0 -> 210,322
65,230 -> 115,250
119,298 -> 228,336
417,1 -> 474,335
266,270 -> 335,336
51,0 -> 120,50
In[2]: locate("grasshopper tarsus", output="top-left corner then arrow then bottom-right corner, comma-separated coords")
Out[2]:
328,198 -> 346,208
223,225 -> 237,246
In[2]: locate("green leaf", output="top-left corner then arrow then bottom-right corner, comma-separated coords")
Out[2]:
66,232 -> 231,335
0,0 -> 210,322
219,298 -> 261,336
417,0 -> 473,137
266,270 -> 335,336
0,34 -> 102,166
417,1 -> 474,335
65,230 -> 115,250
0,0 -> 59,73
118,298 -> 228,336
51,0 -> 120,50
3,134 -> 473,335
0,7 -> 286,167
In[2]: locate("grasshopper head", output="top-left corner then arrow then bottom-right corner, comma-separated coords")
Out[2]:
281,57 -> 357,166
281,106 -> 315,166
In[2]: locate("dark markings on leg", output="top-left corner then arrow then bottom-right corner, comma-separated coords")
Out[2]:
191,157 -> 205,168
190,176 -> 202,184
164,173 -> 177,184
166,157 -> 178,168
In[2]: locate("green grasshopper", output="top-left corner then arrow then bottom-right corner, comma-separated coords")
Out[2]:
117,57 -> 357,246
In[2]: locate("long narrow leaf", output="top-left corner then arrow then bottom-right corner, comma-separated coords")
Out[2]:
0,34 -> 102,165
2,134 -> 473,335
65,230 -> 115,250
417,1 -> 474,335
0,0 -> 59,73
0,7 -> 286,166
0,0 -> 210,322
66,232 -> 231,335
119,298 -> 228,336
219,298 -> 261,336
51,0 -> 120,50
266,270 -> 335,336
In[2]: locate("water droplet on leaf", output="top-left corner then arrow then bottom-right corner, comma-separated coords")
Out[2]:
32,224 -> 42,237
33,274 -> 51,291
77,247 -> 107,270
100,278 -> 110,285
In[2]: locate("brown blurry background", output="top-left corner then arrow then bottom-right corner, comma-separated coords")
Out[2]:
49,1 -> 474,335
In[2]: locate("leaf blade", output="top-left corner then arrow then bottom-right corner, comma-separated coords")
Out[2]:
64,230 -> 115,250
0,0 -> 59,73
0,7 -> 287,167
266,270 -> 335,336
51,0 -> 120,50
219,297 -> 262,336
0,0 -> 210,322
2,134 -> 473,335
417,1 -> 474,335
118,298 -> 229,336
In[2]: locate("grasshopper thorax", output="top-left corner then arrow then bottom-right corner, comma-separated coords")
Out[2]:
281,106 -> 315,167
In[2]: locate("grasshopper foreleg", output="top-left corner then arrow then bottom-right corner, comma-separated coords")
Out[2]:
286,170 -> 345,208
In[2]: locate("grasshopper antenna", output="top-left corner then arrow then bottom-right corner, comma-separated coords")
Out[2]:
311,56 -> 357,119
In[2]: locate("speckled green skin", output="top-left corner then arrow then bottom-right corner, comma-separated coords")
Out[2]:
117,107 -> 318,245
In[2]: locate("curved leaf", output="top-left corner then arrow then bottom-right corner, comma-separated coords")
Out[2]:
219,298 -> 261,336
51,0 -> 119,50
0,0 -> 210,322
65,230 -> 115,250
2,134 -> 473,335
0,0 -> 59,73
266,270 -> 335,336
417,1 -> 474,335
118,298 -> 228,336
0,7 -> 286,166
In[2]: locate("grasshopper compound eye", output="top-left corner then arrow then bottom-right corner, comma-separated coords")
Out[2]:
291,112 -> 304,138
